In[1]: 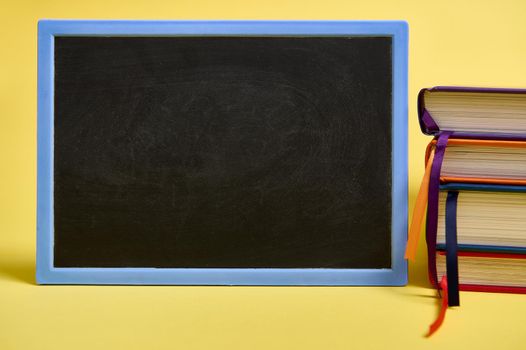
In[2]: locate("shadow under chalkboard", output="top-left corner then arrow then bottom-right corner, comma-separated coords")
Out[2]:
0,248 -> 35,285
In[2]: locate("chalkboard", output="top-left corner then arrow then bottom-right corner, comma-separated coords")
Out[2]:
37,21 -> 408,285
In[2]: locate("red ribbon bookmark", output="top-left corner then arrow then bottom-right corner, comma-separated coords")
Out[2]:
427,276 -> 449,337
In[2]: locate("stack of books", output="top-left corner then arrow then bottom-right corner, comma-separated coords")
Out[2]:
406,87 -> 526,333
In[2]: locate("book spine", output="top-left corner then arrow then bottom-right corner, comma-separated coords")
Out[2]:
417,88 -> 440,135
440,177 -> 526,186
436,243 -> 526,254
438,250 -> 526,259
459,284 -> 526,294
432,86 -> 526,94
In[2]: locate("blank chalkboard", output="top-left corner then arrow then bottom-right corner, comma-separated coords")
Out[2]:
36,20 -> 408,285
53,36 -> 392,269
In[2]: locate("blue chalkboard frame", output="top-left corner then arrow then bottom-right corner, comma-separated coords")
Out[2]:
37,20 -> 408,285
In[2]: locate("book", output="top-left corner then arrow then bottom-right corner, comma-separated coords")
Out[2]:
436,251 -> 526,293
415,88 -> 526,290
436,183 -> 526,293
437,184 -> 526,253
418,86 -> 526,138
426,139 -> 526,185
407,86 -> 526,335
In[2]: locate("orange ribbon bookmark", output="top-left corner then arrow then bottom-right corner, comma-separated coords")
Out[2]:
405,149 -> 436,260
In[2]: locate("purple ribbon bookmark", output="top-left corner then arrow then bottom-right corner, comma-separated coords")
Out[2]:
426,131 -> 452,287
421,109 -> 439,134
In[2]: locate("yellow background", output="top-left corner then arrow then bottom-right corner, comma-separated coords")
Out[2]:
1,0 -> 526,349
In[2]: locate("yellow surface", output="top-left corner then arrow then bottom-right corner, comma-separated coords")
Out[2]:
1,0 -> 526,349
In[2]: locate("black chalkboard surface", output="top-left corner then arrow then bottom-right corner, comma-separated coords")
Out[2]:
53,36 -> 392,269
